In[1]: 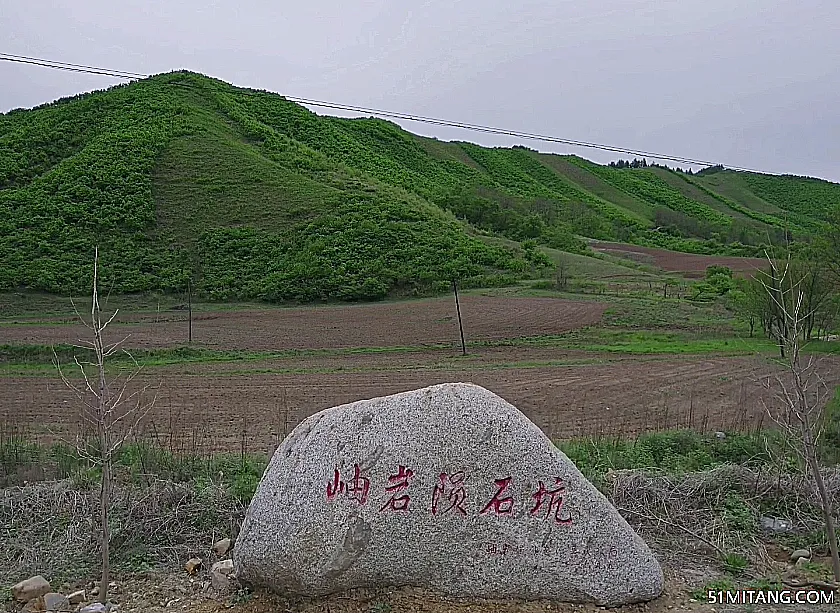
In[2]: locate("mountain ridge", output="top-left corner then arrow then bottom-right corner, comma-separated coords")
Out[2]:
1,70 -> 837,301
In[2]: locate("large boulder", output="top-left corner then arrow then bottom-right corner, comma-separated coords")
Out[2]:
233,383 -> 663,606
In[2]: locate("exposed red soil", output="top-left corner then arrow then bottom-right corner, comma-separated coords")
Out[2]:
591,242 -> 767,278
0,296 -> 606,350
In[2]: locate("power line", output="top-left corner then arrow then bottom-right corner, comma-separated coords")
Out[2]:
0,53 -> 146,80
278,95 -> 744,169
0,53 -> 147,79
0,52 -> 763,172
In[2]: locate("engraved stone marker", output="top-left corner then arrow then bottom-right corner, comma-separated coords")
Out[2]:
233,383 -> 664,606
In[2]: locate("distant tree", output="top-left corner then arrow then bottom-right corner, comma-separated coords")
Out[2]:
555,256 -> 570,290
738,249 -> 835,355
697,164 -> 726,176
729,277 -> 766,337
815,206 -> 840,286
704,265 -> 735,295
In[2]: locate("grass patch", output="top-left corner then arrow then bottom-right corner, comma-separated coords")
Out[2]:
0,342 -> 450,368
558,430 -> 778,482
491,328 -> 773,355
0,434 -> 267,504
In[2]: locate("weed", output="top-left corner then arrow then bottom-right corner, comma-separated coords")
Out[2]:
722,494 -> 756,533
230,587 -> 253,606
798,560 -> 833,581
747,577 -> 783,591
229,470 -> 261,504
722,552 -> 749,575
693,578 -> 735,600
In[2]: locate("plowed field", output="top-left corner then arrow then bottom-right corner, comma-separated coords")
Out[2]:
0,296 -> 605,350
590,242 -> 766,278
6,348 -> 833,454
5,294 -> 834,454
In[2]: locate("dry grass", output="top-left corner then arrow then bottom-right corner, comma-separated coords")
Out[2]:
0,479 -> 246,586
608,465 -> 840,570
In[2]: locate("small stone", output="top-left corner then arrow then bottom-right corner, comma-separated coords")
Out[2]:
790,548 -> 811,563
210,573 -> 230,592
43,593 -> 69,611
79,604 -> 107,613
212,559 -> 235,576
22,597 -> 45,613
213,538 -> 232,557
714,431 -> 726,440
184,557 -> 202,574
67,591 -> 86,605
210,559 -> 235,592
760,516 -> 793,533
12,576 -> 51,603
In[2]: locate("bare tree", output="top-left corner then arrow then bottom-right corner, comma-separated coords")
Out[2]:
760,253 -> 840,582
555,257 -> 570,291
53,248 -> 156,605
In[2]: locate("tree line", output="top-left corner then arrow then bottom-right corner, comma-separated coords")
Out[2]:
731,207 -> 840,356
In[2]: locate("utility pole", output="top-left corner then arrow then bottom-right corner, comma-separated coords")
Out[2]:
187,279 -> 192,344
453,280 -> 466,356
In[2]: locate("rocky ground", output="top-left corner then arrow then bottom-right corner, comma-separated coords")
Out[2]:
5,473 -> 839,613
8,555 -> 837,613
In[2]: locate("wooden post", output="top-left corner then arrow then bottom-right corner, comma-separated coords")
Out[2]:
453,280 -> 467,356
187,279 -> 193,344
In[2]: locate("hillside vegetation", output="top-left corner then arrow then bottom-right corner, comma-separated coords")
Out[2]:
1,71 -> 837,302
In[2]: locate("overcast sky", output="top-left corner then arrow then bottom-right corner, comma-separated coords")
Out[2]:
2,0 -> 838,181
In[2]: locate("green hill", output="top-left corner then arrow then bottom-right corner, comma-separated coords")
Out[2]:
0,71 -> 837,301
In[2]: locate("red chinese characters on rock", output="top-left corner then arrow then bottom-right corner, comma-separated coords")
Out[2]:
530,477 -> 573,525
431,471 -> 467,516
479,477 -> 514,516
326,463 -> 370,505
325,464 -> 574,523
379,465 -> 415,512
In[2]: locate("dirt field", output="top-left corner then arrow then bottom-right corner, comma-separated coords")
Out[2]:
7,347 -> 834,453
0,296 -> 606,350
590,242 -> 766,278
4,293 -> 837,453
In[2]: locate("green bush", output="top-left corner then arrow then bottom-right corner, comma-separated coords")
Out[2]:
705,266 -> 735,295
559,430 -> 773,481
